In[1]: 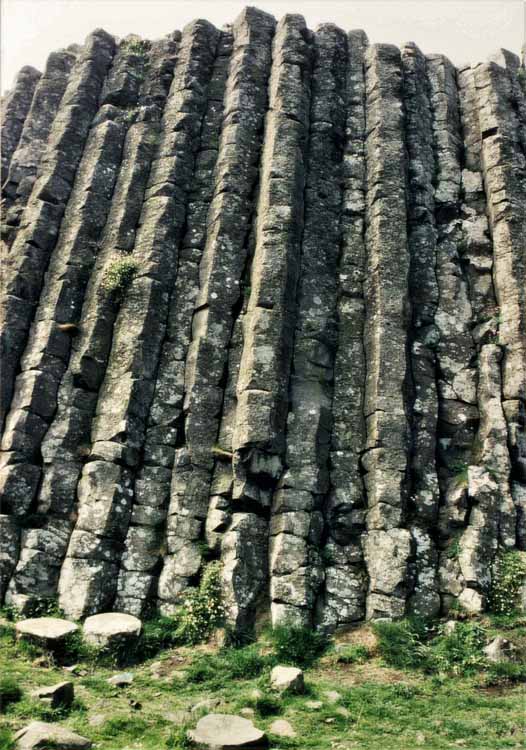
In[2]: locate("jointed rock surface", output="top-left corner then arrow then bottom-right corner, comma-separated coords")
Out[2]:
1,8 -> 525,631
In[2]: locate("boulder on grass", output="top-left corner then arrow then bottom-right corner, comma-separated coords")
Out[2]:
14,721 -> 91,749
270,665 -> 304,694
31,681 -> 74,708
188,713 -> 268,749
82,612 -> 142,649
269,719 -> 296,738
15,618 -> 78,647
483,636 -> 517,663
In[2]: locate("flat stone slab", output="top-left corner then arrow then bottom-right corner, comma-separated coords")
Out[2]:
83,612 -> 142,647
14,721 -> 91,749
15,618 -> 78,644
188,713 -> 268,749
270,665 -> 304,693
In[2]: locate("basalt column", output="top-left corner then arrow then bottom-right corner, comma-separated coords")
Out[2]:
57,21 -> 220,619
362,44 -> 412,621
4,35 -> 179,612
156,8 -> 276,616
321,29 -> 369,630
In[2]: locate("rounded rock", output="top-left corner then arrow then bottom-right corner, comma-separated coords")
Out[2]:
270,665 -> 304,694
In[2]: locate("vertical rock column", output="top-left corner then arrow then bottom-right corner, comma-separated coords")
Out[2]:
157,8 -> 276,615
57,21 -> 220,619
401,43 -> 441,618
3,38 -> 178,611
442,60 -> 515,615
2,48 -> 78,245
269,24 -> 347,628
1,66 -> 41,182
474,57 -> 526,552
0,31 -> 116,429
115,26 -> 235,615
362,44 -> 412,620
426,55 -> 477,611
321,29 -> 369,630
224,14 -> 312,629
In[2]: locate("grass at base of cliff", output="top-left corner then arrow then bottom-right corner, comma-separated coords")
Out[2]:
0,617 -> 525,750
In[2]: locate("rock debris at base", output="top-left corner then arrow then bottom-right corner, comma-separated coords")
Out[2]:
1,7 -> 525,632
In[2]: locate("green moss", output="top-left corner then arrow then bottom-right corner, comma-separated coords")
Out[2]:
101,256 -> 139,296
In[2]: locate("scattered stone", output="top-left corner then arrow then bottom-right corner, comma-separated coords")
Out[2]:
31,681 -> 74,708
14,721 -> 91,749
63,663 -> 80,674
129,699 -> 142,710
270,666 -> 304,694
88,714 -> 106,727
483,636 -> 516,663
83,612 -> 142,648
166,710 -> 191,724
107,672 -> 134,687
335,706 -> 350,718
15,618 -> 78,646
324,690 -> 341,703
443,620 -> 458,635
188,713 -> 268,749
269,719 -> 296,738
305,700 -> 323,710
240,707 -> 255,717
192,697 -> 221,714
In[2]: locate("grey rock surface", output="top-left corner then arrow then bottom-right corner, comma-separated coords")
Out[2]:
1,12 -> 525,632
188,713 -> 268,749
14,721 -> 91,749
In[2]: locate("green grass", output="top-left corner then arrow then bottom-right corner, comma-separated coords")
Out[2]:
1,616 -> 525,749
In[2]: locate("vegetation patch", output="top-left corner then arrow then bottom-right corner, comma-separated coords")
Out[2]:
267,623 -> 331,667
101,256 -> 139,296
489,550 -> 526,617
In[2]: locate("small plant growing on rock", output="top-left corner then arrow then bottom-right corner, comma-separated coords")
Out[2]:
102,256 -> 138,296
212,444 -> 233,461
489,550 -> 526,617
121,37 -> 151,55
176,561 -> 224,645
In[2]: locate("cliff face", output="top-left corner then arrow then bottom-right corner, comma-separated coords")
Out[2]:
1,8 -> 525,631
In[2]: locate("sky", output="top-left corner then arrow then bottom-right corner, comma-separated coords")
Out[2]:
1,0 -> 525,93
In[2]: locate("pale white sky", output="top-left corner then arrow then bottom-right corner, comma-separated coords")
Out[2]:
1,0 -> 525,93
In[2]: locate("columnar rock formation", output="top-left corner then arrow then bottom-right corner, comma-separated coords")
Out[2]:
1,8 -> 525,632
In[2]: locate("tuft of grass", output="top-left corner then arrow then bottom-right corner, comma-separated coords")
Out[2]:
373,618 -> 429,670
334,644 -> 370,664
0,675 -> 23,710
482,661 -> 526,687
186,644 -> 274,689
424,622 -> 488,675
374,619 -> 490,677
246,690 -> 282,717
0,727 -> 14,750
268,623 -> 331,667
166,723 -> 193,748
